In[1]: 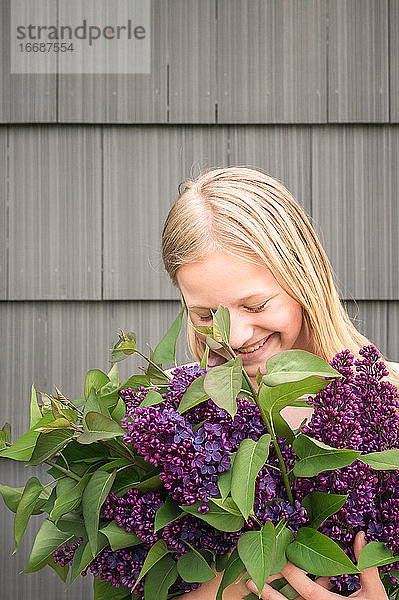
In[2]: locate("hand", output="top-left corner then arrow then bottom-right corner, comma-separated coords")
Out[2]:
246,531 -> 388,600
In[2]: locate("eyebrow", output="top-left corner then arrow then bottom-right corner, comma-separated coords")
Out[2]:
188,292 -> 269,311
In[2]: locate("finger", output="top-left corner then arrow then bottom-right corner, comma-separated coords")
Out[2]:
354,531 -> 386,595
281,562 -> 336,600
246,579 -> 288,600
315,577 -> 333,590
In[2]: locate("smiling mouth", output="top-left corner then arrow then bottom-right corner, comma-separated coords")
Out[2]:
236,333 -> 274,354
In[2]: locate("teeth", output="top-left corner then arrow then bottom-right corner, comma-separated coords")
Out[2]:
238,337 -> 269,354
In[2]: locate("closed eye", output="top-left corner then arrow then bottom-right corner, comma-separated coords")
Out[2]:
197,300 -> 268,321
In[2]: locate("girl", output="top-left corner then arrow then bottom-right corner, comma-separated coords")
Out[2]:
161,166 -> 399,600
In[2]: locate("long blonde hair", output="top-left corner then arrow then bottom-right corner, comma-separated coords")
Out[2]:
162,166 -> 399,388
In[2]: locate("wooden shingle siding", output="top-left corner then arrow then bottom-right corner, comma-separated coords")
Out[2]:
0,0 -> 57,123
8,127 -> 103,299
167,0 -> 217,123
102,125 -> 229,299
0,127 -> 6,298
0,1 -> 398,598
58,0 -> 169,123
328,0 -> 389,123
228,126 -> 312,213
217,0 -> 327,124
312,126 -> 399,299
390,0 -> 399,122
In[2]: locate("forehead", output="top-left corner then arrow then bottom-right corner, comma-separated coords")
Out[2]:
176,250 -> 277,307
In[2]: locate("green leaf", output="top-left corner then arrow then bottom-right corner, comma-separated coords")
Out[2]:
46,557 -> 69,582
231,434 -> 271,520
82,470 -> 117,555
0,413 -> 57,461
0,483 -> 48,514
94,577 -> 132,600
122,374 -> 151,390
56,512 -> 87,538
112,466 -> 141,496
84,388 -> 111,419
262,349 -> 341,386
177,374 -> 209,413
357,541 -> 399,570
258,376 -> 330,417
136,539 -> 170,585
212,305 -> 231,345
270,525 -> 293,575
50,473 -> 91,523
107,363 -> 121,386
0,430 -> 5,450
2,422 -> 12,443
359,449 -> 399,470
177,547 -> 216,583
200,345 -> 209,370
78,411 -> 125,444
215,552 -> 230,573
144,554 -> 178,600
35,417 -> 73,432
151,308 -> 184,366
62,439 -> 108,463
286,527 -> 360,576
13,477 -> 44,553
69,534 -> 108,585
154,496 -> 183,532
22,520 -> 75,573
301,491 -> 348,529
139,390 -> 165,408
181,500 -> 244,532
28,429 -> 74,466
30,384 -> 42,428
217,453 -> 235,501
293,434 -> 361,477
270,579 -> 299,599
216,548 -> 245,600
210,497 -> 242,516
203,356 -> 243,419
100,520 -> 141,550
85,370 -> 110,400
97,458 -> 131,472
110,397 -> 127,424
237,520 -> 276,596
56,477 -> 78,497
134,474 -> 162,492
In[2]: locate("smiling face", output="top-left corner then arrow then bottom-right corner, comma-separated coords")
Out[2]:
176,250 -> 311,387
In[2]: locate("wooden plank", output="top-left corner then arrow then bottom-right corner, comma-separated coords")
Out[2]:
0,0 -> 57,123
328,0 -> 389,122
8,127 -> 102,299
103,125 -> 229,299
228,126 -> 312,213
344,299 -> 388,356
0,128 -> 7,298
390,0 -> 399,122
217,0 -> 327,123
58,0 -> 167,123
312,126 -> 398,299
167,0 -> 217,123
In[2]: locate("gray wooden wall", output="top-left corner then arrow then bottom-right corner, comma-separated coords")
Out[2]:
1,1 -> 398,598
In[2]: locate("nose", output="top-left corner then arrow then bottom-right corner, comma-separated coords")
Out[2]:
228,311 -> 257,351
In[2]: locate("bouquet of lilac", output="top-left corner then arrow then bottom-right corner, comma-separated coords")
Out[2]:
1,305 -> 399,600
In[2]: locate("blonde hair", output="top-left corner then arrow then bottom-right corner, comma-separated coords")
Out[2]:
162,166 -> 399,388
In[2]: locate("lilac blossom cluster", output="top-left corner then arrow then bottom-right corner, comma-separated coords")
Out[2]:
120,365 -> 266,513
296,346 -> 399,593
52,347 -> 399,597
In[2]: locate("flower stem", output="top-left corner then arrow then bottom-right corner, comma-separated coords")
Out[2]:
45,459 -> 81,482
134,350 -> 173,381
225,343 -> 294,505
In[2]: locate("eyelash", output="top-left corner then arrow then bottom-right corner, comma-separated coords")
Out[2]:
198,301 -> 268,322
